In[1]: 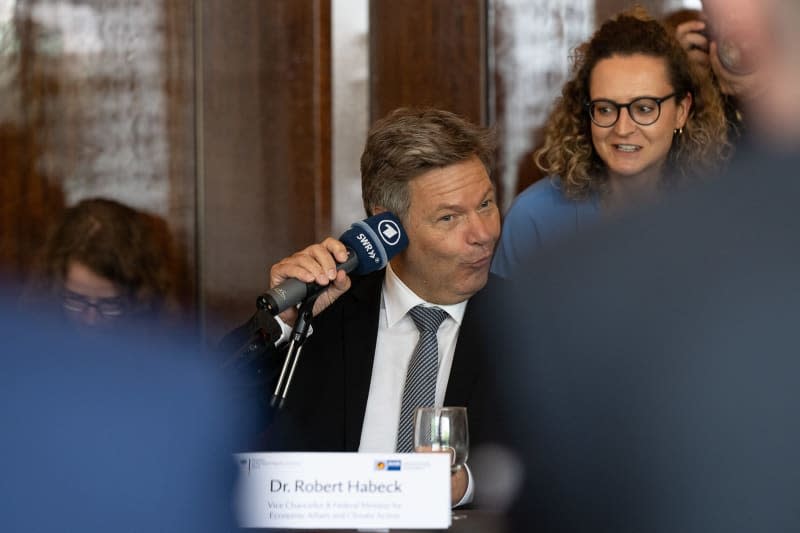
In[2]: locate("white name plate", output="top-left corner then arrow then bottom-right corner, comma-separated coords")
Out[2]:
234,452 -> 451,529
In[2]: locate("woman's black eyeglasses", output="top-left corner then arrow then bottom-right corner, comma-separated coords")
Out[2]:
586,93 -> 677,127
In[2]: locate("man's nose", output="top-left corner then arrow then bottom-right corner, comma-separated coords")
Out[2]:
467,212 -> 498,245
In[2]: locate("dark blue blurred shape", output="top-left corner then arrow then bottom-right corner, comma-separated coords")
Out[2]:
487,149 -> 800,532
0,290 -> 252,532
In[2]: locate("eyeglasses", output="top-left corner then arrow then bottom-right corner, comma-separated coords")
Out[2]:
61,290 -> 127,318
586,93 -> 677,128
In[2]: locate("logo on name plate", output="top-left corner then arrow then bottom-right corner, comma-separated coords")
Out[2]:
375,459 -> 402,471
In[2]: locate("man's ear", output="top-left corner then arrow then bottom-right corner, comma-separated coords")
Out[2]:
371,206 -> 387,216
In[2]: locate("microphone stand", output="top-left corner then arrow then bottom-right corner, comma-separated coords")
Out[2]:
220,306 -> 281,370
270,294 -> 317,409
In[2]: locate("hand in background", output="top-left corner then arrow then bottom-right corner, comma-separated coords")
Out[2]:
675,20 -> 711,69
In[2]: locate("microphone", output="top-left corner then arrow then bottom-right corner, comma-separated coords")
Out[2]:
257,212 -> 408,315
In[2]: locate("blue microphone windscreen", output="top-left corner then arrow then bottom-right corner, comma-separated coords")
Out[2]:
339,212 -> 408,275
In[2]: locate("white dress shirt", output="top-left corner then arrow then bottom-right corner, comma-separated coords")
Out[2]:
274,264 -> 474,504
359,264 -> 474,506
358,263 -> 467,452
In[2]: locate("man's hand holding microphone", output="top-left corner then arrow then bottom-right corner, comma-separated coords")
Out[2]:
260,211 -> 407,326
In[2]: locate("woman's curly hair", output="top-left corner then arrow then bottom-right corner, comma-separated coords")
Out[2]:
26,198 -> 178,321
535,9 -> 731,200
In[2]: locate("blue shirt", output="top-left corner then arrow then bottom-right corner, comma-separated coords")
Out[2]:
492,177 -> 600,278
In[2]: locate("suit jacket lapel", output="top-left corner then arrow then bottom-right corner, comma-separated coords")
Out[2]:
342,270 -> 384,451
445,301 -> 480,407
445,275 -> 499,408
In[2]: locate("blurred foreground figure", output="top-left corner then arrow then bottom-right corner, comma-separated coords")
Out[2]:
489,1 -> 800,530
0,290 -> 252,532
699,0 -> 800,148
673,0 -> 800,147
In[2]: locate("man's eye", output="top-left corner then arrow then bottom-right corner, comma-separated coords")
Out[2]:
439,214 -> 454,222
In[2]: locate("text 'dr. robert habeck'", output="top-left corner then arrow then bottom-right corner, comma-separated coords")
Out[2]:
270,479 -> 403,494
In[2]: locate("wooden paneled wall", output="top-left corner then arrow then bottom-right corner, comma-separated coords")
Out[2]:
0,0 -> 488,338
1,5 -> 68,287
0,0 -> 333,341
2,0 -> 658,342
369,0 -> 487,126
199,0 -> 331,341
0,0 -> 196,312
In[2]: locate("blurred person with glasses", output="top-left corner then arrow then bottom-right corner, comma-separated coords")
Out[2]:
61,279 -> 128,325
24,198 -> 179,333
492,8 -> 731,279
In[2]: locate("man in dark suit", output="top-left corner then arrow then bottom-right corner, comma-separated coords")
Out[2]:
239,108 -> 501,505
486,0 -> 800,529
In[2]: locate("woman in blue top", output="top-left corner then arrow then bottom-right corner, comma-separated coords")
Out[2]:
492,10 -> 731,278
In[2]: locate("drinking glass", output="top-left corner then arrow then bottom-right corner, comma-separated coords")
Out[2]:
413,406 -> 469,471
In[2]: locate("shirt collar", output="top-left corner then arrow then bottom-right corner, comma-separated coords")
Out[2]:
382,263 -> 467,328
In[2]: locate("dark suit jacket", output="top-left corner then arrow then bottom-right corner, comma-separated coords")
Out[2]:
234,269 -> 498,452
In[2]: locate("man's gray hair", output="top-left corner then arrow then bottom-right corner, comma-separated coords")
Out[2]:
360,108 -> 495,219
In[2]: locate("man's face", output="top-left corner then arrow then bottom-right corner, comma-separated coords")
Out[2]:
388,155 -> 500,305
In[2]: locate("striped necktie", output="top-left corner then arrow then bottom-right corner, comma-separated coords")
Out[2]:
395,305 -> 448,453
